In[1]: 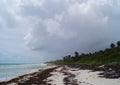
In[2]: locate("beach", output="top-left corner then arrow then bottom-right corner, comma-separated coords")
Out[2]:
0,64 -> 120,85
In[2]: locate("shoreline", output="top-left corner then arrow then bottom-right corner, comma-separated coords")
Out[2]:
0,63 -> 47,82
0,64 -> 120,85
0,65 -> 59,85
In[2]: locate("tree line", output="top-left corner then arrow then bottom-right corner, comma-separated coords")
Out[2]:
61,41 -> 120,65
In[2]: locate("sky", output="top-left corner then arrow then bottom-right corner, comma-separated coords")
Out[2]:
0,0 -> 120,63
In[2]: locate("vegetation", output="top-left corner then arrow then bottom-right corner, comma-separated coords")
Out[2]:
50,41 -> 120,65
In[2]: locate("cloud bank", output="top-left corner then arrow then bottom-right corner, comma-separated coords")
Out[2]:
23,0 -> 120,57
1,0 -> 120,62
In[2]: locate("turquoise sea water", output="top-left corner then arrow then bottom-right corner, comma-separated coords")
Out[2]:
0,64 -> 47,82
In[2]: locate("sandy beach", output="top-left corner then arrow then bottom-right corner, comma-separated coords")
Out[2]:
0,65 -> 120,85
46,65 -> 120,85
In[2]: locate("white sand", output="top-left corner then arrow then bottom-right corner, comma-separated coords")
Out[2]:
7,83 -> 17,85
46,67 -> 67,85
46,66 -> 120,85
75,70 -> 120,85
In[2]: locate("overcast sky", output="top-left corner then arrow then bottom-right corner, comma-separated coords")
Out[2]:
0,0 -> 120,63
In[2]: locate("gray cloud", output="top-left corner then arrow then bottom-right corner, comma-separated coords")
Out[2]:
0,0 -> 20,29
23,0 -> 120,59
1,0 -> 120,62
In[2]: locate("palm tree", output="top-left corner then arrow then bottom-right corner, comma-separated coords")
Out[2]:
110,43 -> 115,49
117,41 -> 120,48
74,51 -> 79,58
67,55 -> 71,61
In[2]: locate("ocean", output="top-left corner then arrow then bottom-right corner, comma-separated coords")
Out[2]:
0,64 -> 47,82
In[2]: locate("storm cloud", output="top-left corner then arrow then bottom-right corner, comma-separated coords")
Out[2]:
23,0 -> 120,57
1,0 -> 120,62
